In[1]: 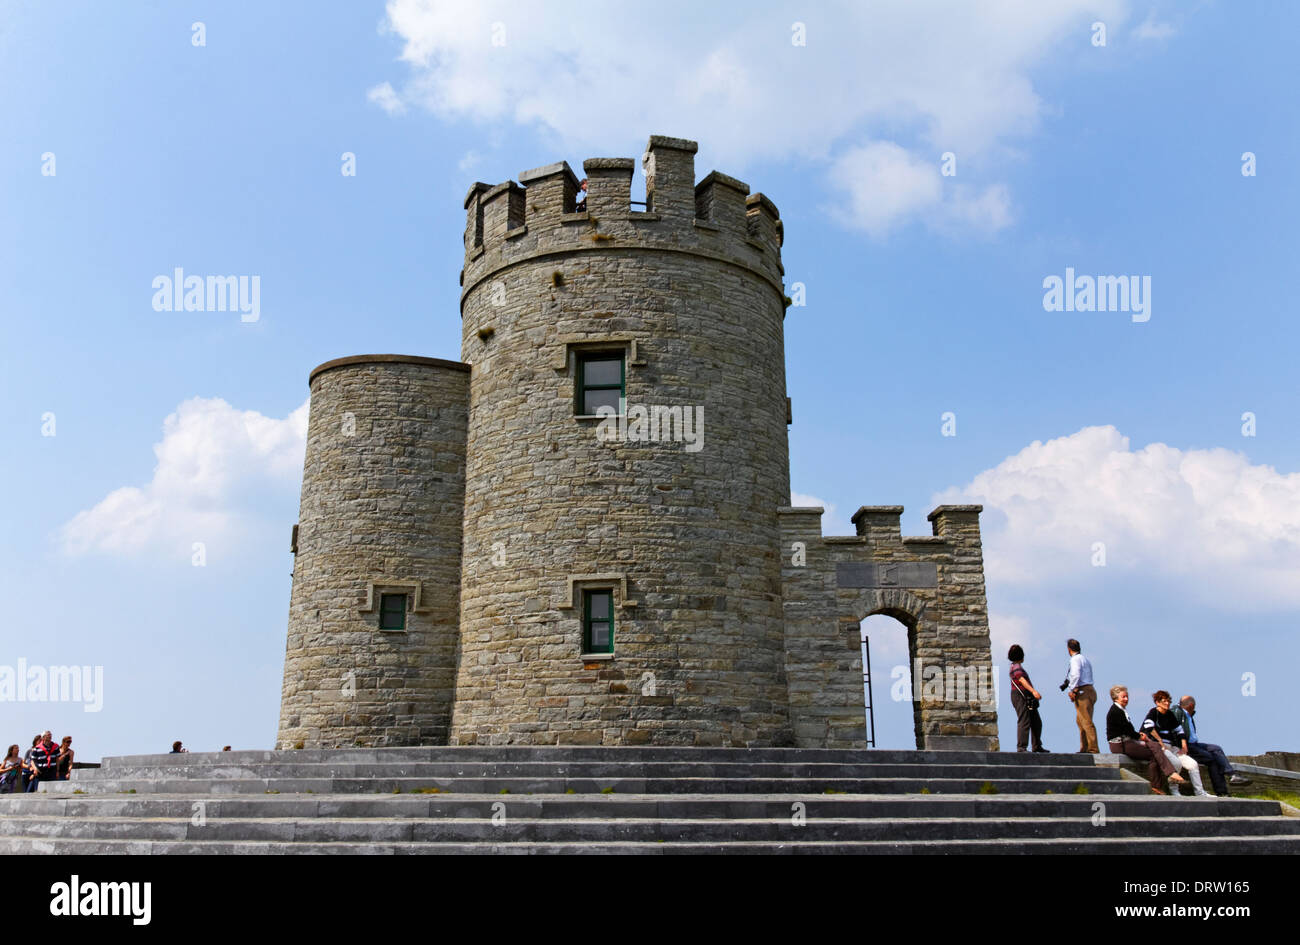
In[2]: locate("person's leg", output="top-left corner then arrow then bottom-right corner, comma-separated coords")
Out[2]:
1203,742 -> 1238,779
1080,686 -> 1099,752
1011,690 -> 1030,751
1188,743 -> 1227,794
1205,742 -> 1249,784
1148,743 -> 1178,778
1029,706 -> 1044,751
1118,739 -> 1160,789
1073,687 -> 1097,752
1158,746 -> 1188,792
1179,754 -> 1209,796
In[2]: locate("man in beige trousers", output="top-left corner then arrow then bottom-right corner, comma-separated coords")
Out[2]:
1065,639 -> 1099,752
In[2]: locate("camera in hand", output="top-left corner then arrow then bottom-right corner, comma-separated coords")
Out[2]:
1059,679 -> 1070,692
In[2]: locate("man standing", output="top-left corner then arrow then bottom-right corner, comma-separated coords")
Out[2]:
1065,639 -> 1099,753
1177,695 -> 1250,796
31,731 -> 61,786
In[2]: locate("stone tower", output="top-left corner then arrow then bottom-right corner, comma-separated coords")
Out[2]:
276,134 -> 1000,752
452,135 -> 792,745
277,355 -> 468,748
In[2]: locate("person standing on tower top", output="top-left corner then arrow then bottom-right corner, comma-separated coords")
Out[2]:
575,178 -> 588,210
1063,639 -> 1099,753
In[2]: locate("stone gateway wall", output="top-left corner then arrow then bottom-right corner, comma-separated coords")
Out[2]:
780,504 -> 1000,751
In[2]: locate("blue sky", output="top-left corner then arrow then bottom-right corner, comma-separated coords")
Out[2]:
2,1 -> 1297,759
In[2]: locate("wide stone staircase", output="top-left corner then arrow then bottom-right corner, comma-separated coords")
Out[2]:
2,747 -> 1297,853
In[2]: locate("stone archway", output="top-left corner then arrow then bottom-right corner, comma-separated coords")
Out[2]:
855,589 -> 927,749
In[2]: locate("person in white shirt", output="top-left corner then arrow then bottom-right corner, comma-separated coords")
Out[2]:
1064,639 -> 1099,752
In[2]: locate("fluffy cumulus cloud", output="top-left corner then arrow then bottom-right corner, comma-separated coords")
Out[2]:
62,398 -> 309,557
827,141 -> 1012,238
936,426 -> 1300,611
372,0 -> 1132,235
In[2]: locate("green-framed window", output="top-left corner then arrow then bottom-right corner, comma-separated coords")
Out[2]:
583,589 -> 614,654
576,351 -> 624,415
379,593 -> 407,631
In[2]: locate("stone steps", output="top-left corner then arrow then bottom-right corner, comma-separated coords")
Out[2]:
0,792 -> 1275,819
3,812 -> 1298,843
5,836 -> 1300,855
96,747 -> 1103,767
4,747 -> 1294,854
38,775 -> 1146,796
73,761 -> 1119,781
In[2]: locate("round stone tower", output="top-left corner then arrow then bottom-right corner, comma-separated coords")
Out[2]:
452,135 -> 793,746
277,355 -> 469,748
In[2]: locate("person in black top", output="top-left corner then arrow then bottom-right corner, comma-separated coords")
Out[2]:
30,731 -> 60,785
1105,685 -> 1181,793
1141,691 -> 1210,796
20,735 -> 41,792
56,736 -> 74,780
1007,645 -> 1048,752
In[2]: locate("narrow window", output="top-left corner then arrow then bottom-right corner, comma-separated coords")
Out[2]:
379,593 -> 407,631
577,352 -> 624,415
583,589 -> 614,654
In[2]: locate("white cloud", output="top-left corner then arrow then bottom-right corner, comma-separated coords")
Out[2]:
62,398 -> 309,557
936,425 -> 1300,611
827,141 -> 1012,237
367,81 -> 406,115
375,0 -> 1133,235
1134,14 -> 1175,40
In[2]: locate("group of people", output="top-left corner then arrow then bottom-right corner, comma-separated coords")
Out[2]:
1007,640 -> 1250,797
0,731 -> 74,793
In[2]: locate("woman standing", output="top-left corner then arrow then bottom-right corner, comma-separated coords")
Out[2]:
56,736 -> 74,780
0,745 -> 36,794
1008,645 -> 1048,752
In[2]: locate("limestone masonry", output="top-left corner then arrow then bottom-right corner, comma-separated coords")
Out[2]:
276,135 -> 1000,751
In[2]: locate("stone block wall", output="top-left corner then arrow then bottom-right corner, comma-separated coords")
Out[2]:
277,355 -> 469,748
780,504 -> 1000,750
450,136 -> 793,746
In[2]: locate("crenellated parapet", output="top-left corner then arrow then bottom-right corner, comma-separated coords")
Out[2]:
460,134 -> 785,311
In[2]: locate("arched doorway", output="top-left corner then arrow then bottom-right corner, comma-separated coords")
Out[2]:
859,612 -> 923,749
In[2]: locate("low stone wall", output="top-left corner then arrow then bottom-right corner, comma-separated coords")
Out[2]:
1111,751 -> 1300,799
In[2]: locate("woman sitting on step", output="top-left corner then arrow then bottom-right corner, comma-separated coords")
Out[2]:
1141,690 -> 1211,797
1105,686 -> 1183,795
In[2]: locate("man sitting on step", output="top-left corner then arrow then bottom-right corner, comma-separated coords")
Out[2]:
1175,695 -> 1250,796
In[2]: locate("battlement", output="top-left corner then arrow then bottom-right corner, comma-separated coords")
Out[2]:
461,134 -> 784,307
